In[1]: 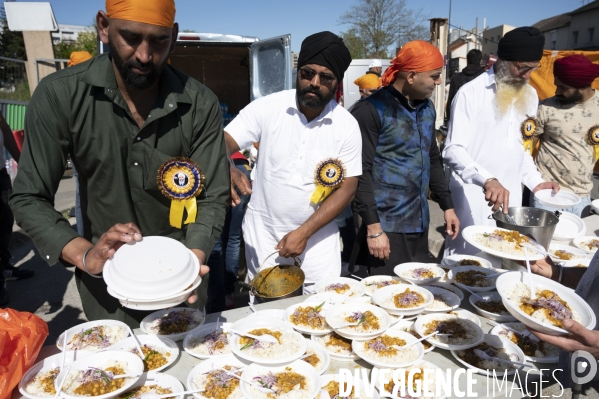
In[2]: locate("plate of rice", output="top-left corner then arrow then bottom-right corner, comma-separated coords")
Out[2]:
228,326 -> 306,365
371,284 -> 434,316
301,340 -> 330,375
490,322 -> 559,363
496,271 -> 595,335
140,308 -> 205,341
20,351 -> 92,399
362,276 -> 402,296
393,263 -> 445,285
451,334 -> 526,376
421,287 -> 461,313
115,372 -> 184,399
56,351 -> 144,399
462,226 -> 545,261
573,236 -> 599,254
446,308 -> 482,327
372,361 -> 447,399
314,277 -> 365,298
413,313 -> 484,351
441,255 -> 492,269
423,282 -> 464,302
548,243 -> 589,263
352,329 -> 424,368
285,302 -> 332,335
448,266 -> 502,293
186,355 -> 247,399
183,322 -> 231,359
320,374 -> 380,399
325,304 -> 390,341
390,320 -> 435,353
468,291 -> 516,322
56,320 -> 130,352
311,333 -> 358,361
241,360 -> 321,399
108,335 -> 178,372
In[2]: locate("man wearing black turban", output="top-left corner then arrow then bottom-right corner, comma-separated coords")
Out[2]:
222,31 -> 362,295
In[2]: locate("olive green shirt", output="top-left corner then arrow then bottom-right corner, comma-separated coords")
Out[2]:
10,53 -> 229,327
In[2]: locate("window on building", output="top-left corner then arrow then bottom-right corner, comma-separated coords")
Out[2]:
551,41 -> 556,49
573,31 -> 579,44
589,28 -> 595,43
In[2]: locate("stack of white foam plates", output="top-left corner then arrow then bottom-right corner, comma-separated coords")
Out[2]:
535,189 -> 581,209
104,236 -> 200,310
552,211 -> 586,241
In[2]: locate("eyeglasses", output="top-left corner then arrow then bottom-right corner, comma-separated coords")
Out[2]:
514,61 -> 540,75
298,68 -> 336,85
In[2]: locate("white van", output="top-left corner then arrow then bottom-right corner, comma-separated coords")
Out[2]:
342,59 -> 391,110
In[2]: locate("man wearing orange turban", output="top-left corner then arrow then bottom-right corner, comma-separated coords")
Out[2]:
68,51 -> 93,67
353,73 -> 380,98
11,0 -> 230,327
349,41 -> 459,277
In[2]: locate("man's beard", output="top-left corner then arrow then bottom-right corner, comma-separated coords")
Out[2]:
495,61 -> 530,117
296,81 -> 336,109
110,46 -> 165,90
557,91 -> 583,104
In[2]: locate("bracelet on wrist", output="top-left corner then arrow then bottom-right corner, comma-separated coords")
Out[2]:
366,231 -> 384,239
82,246 -> 102,279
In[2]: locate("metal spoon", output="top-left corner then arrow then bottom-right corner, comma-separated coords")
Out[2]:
217,368 -> 275,394
473,349 -> 530,368
391,332 -> 452,349
501,206 -> 518,225
487,320 -> 538,341
226,328 -> 279,344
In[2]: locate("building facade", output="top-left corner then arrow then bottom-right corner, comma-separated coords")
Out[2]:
481,25 -> 515,56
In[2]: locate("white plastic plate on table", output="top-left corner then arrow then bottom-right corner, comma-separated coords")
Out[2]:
468,291 -> 517,322
390,320 -> 436,353
303,339 -> 331,375
311,334 -> 359,361
447,266 -> 501,293
371,284 -> 433,316
423,282 -> 464,302
241,360 -> 321,399
325,304 -> 390,341
421,286 -> 461,313
462,226 -> 545,261
535,189 -> 581,209
121,372 -> 185,399
103,236 -> 199,299
563,258 -> 592,268
246,308 -> 287,321
441,254 -> 493,269
413,313 -> 484,351
592,199 -> 599,214
19,351 -> 92,399
56,320 -> 130,352
314,277 -> 365,298
352,329 -> 424,368
447,308 -> 482,327
393,262 -> 445,285
490,322 -> 559,363
451,334 -> 526,376
186,354 -> 248,399
140,308 -> 205,341
56,351 -> 144,399
548,243 -> 589,263
108,335 -> 179,372
496,271 -> 596,336
285,302 -> 332,335
372,361 -> 446,399
361,275 -> 402,296
183,322 -> 231,359
573,236 -> 599,254
553,212 -> 586,241
306,292 -> 371,305
320,373 -> 381,399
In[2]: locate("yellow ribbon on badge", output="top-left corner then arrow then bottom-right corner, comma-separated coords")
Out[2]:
521,116 -> 537,154
157,158 -> 204,229
310,158 -> 345,205
587,125 -> 599,160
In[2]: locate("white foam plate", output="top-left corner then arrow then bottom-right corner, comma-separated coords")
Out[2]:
285,301 -> 332,335
352,329 -> 424,368
450,334 -> 527,376
421,286 -> 461,313
311,333 -> 359,361
468,291 -> 517,322
56,320 -> 130,352
423,282 -> 464,302
320,374 -> 381,399
447,266 -> 500,293
489,322 -> 559,363
314,277 -> 365,298
361,275 -> 403,296
573,236 -> 599,254
592,199 -> 599,214
372,361 -> 446,399
371,284 -> 434,316
183,322 -> 231,359
548,243 -> 589,263
186,354 -> 248,399
413,313 -> 484,351
535,189 -> 581,209
120,372 -> 185,399
229,326 -> 306,365
441,254 -> 493,269
303,339 -> 331,375
108,335 -> 179,372
553,212 -> 586,241
325,303 -> 390,341
462,226 -> 545,261
390,320 -> 436,353
447,308 -> 482,327
241,360 -> 321,399
393,263 -> 445,285
140,308 -> 205,341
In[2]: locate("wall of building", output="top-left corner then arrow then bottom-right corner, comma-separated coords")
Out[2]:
542,26 -> 570,50
569,8 -> 599,49
482,25 -> 515,56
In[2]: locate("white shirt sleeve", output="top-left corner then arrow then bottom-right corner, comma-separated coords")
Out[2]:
443,88 -> 494,187
338,117 -> 363,178
224,97 -> 264,150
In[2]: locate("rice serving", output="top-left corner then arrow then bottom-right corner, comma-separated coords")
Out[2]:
363,277 -> 399,295
382,365 -> 438,399
65,325 -> 128,351
25,367 -> 61,396
456,342 -> 517,372
322,379 -> 370,399
475,229 -> 530,256
328,310 -> 381,333
496,323 -> 559,359
245,366 -> 313,399
148,309 -> 203,335
192,365 -> 243,399
423,319 -> 480,345
235,328 -> 303,359
426,293 -> 452,310
359,334 -> 420,365
313,333 -> 354,357
116,385 -> 174,399
62,361 -> 131,396
379,287 -> 426,310
400,267 -> 438,280
288,303 -> 327,331
506,282 -> 581,327
301,350 -> 324,372
127,344 -> 171,371
187,330 -> 231,356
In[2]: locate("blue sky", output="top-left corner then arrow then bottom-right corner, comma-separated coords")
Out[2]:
10,0 -> 582,52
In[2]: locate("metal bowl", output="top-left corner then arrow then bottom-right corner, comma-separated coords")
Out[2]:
250,265 -> 305,303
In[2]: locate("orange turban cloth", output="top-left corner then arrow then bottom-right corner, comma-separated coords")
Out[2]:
354,74 -> 380,90
381,40 -> 444,86
106,0 -> 176,28
68,51 -> 92,67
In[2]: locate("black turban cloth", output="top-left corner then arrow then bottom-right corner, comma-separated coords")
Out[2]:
497,27 -> 545,62
297,31 -> 352,82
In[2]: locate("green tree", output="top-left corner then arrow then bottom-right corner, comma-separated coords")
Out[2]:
53,27 -> 98,59
340,28 -> 368,59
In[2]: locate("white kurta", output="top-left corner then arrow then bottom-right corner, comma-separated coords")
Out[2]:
226,90 -> 362,283
442,69 -> 545,255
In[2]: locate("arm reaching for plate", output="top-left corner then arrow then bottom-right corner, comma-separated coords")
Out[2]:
525,256 -> 587,290
530,319 -> 599,358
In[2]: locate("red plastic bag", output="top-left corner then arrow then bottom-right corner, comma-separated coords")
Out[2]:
0,309 -> 48,399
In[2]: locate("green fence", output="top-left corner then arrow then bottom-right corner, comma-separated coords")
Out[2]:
0,100 -> 27,130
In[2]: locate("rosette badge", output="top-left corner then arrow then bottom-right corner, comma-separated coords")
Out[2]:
587,125 -> 599,158
521,116 -> 537,154
157,158 -> 204,228
310,158 -> 346,205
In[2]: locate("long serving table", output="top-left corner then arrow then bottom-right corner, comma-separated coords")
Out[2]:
14,214 -> 599,399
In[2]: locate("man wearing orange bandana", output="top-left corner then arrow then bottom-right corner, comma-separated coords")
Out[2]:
349,41 -> 460,276
353,73 -> 380,99
10,0 -> 229,327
